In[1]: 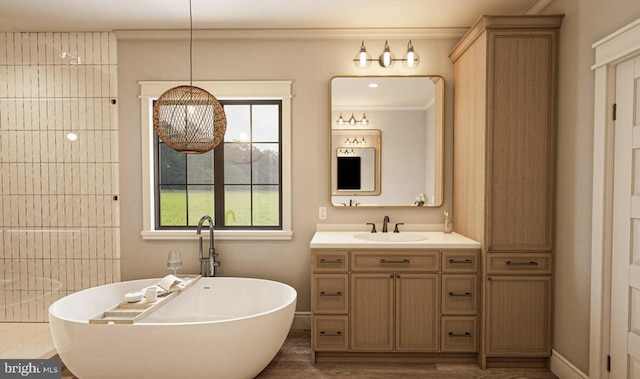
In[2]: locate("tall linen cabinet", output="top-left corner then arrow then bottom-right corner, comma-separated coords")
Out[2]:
449,15 -> 563,368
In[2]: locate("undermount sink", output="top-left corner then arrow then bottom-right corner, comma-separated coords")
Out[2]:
353,232 -> 428,242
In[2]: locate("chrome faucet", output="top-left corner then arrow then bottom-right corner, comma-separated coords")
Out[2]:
197,215 -> 219,277
382,215 -> 390,233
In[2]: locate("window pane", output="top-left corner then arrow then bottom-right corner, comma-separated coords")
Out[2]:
252,104 -> 279,142
252,143 -> 279,184
225,185 -> 251,226
187,185 -> 214,226
187,150 -> 214,184
159,185 -> 186,226
159,143 -> 186,184
224,144 -> 251,184
224,105 -> 251,142
253,185 -> 279,226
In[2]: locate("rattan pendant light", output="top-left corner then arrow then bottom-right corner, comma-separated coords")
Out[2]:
152,0 -> 226,154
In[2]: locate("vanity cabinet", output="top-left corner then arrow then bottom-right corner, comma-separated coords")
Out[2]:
311,247 -> 479,362
350,250 -> 440,352
449,15 -> 562,367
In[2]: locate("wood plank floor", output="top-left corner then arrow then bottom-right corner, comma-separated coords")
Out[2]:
58,330 -> 558,378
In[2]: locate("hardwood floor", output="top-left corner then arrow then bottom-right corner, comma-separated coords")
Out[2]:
59,330 -> 558,378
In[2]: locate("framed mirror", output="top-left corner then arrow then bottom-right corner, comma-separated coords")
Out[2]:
330,76 -> 444,207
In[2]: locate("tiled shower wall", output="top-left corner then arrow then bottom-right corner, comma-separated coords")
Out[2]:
0,32 -> 120,322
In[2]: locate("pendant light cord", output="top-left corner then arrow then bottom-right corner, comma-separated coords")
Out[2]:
189,0 -> 193,86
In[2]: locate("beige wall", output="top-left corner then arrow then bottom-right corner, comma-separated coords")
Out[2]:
543,0 -> 640,374
117,37 -> 458,314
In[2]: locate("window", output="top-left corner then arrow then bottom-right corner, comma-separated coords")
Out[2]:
155,100 -> 282,229
140,81 -> 292,240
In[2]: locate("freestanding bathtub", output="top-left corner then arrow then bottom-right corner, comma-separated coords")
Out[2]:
49,277 -> 297,379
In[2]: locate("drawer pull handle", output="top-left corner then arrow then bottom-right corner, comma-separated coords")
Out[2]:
319,331 -> 342,337
319,258 -> 343,264
319,291 -> 342,297
448,292 -> 472,297
448,332 -> 472,337
448,259 -> 473,264
380,259 -> 411,264
506,261 -> 539,266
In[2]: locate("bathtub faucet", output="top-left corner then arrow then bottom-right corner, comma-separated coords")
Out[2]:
197,215 -> 219,277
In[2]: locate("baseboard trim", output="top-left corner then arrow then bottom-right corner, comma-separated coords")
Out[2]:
292,311 -> 311,330
550,350 -> 589,379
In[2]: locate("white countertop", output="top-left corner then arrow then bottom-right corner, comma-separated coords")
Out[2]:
309,231 -> 481,249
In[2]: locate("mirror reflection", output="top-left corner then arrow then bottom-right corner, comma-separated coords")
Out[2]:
331,76 -> 444,207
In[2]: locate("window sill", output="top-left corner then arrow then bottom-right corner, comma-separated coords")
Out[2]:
141,229 -> 293,241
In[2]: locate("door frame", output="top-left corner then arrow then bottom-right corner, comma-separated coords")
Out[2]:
591,17 -> 640,379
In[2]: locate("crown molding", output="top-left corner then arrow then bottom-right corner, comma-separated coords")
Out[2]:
114,27 -> 467,41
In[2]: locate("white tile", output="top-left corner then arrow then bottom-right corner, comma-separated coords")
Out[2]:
53,66 -> 62,97
5,33 -> 15,66
0,66 -> 7,99
44,66 -> 54,98
6,66 -> 16,99
61,66 -> 70,97
52,33 -> 62,65
0,164 -> 8,194
60,33 -> 70,66
13,66 -> 24,98
0,33 -> 6,65
43,33 -> 54,65
12,33 -> 22,66
74,259 -> 83,290
36,33 -> 46,64
2,196 -> 11,227
93,65 -> 103,97
84,65 -> 94,96
92,33 -> 102,64
29,33 -> 38,66
88,259 -> 97,288
88,227 -> 97,259
109,65 -> 118,97
21,33 -> 31,66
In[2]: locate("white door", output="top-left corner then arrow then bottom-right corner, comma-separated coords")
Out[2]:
611,55 -> 640,379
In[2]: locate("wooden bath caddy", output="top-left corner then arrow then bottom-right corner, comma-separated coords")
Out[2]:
89,275 -> 201,325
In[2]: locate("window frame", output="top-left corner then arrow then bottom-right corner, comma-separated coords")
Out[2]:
139,80 -> 293,240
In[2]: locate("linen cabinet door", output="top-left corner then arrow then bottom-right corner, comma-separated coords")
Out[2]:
395,273 -> 439,352
485,275 -> 552,356
350,273 -> 394,351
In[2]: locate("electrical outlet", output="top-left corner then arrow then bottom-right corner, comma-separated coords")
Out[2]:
318,206 -> 327,220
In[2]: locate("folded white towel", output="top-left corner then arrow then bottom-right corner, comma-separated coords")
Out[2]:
156,274 -> 186,293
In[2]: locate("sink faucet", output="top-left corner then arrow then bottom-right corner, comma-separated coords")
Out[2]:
197,215 -> 219,277
382,215 -> 390,233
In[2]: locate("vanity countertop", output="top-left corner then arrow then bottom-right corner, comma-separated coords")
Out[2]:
309,231 -> 481,249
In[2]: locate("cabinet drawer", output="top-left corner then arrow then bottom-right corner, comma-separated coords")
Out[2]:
441,316 -> 477,352
312,250 -> 349,272
442,251 -> 479,273
441,275 -> 477,315
486,253 -> 552,274
313,316 -> 349,351
312,274 -> 349,314
351,250 -> 440,272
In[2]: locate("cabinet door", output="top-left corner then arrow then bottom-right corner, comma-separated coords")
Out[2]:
487,32 -> 557,252
395,273 -> 439,351
350,273 -> 394,351
485,276 -> 552,356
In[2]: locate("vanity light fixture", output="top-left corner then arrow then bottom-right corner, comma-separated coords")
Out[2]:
354,40 -> 420,69
338,148 -> 356,155
344,137 -> 367,146
336,113 -> 370,126
152,0 -> 227,154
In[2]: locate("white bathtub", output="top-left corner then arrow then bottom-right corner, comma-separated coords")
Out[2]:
49,277 -> 297,379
